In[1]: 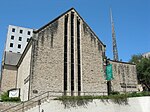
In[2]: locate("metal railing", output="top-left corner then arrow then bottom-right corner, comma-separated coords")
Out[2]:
1,91 -> 107,112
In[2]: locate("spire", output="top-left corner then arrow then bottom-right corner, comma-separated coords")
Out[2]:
110,8 -> 119,61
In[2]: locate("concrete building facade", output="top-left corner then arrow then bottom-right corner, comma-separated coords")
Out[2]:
5,25 -> 33,54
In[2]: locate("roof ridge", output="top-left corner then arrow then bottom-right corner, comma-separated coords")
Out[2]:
33,8 -> 105,46
34,8 -> 75,33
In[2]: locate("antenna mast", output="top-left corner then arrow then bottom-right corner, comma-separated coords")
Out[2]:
110,8 -> 119,61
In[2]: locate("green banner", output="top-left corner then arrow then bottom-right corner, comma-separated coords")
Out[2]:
106,64 -> 113,81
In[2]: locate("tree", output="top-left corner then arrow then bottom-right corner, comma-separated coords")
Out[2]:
129,54 -> 150,91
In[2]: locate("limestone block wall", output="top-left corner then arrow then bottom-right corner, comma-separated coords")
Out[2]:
30,16 -> 64,98
81,22 -> 107,94
109,60 -> 138,92
29,9 -> 107,98
17,44 -> 32,101
0,102 -> 19,111
0,65 -> 17,92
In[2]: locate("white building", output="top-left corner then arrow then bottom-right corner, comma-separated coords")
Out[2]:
5,25 -> 33,54
142,52 -> 150,58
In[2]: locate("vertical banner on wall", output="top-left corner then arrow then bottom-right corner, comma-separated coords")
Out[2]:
106,64 -> 113,81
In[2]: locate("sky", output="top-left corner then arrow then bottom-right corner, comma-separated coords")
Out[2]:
0,0 -> 150,64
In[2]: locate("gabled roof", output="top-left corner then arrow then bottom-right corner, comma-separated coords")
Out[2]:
34,8 -> 105,46
34,8 -> 74,33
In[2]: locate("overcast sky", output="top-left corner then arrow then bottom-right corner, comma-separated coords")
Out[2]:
0,0 -> 150,63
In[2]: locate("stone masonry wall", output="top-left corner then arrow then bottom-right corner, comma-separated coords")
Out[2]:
30,15 -> 64,98
0,102 -> 19,111
0,65 -> 17,92
29,9 -> 107,98
81,21 -> 107,94
109,60 -> 138,92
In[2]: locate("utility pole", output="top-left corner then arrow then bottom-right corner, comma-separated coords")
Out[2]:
110,8 -> 119,61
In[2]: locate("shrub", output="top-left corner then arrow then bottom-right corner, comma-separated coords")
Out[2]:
110,91 -> 120,95
109,94 -> 128,105
128,91 -> 150,97
1,92 -> 20,102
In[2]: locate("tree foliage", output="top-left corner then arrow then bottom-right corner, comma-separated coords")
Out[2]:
129,54 -> 150,91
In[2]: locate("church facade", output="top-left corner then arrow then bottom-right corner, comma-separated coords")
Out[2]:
1,8 -> 138,101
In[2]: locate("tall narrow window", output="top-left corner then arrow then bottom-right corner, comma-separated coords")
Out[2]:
64,15 -> 68,92
27,31 -> 31,35
71,12 -> 74,92
77,19 -> 81,92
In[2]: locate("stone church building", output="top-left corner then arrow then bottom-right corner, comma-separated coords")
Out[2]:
1,8 -> 138,101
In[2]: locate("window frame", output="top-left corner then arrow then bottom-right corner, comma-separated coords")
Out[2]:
10,43 -> 13,47
19,37 -> 22,41
20,30 -> 23,34
11,35 -> 14,40
27,38 -> 30,42
12,28 -> 15,32
18,44 -> 21,49
27,31 -> 31,35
